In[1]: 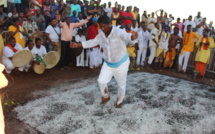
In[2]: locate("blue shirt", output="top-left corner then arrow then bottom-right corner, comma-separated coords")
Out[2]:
70,4 -> 81,17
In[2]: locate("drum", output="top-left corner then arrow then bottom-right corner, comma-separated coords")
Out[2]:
72,47 -> 83,56
31,32 -> 46,45
43,51 -> 60,69
12,49 -> 32,67
33,63 -> 45,74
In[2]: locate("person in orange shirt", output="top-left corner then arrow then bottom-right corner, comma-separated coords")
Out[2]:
178,25 -> 200,72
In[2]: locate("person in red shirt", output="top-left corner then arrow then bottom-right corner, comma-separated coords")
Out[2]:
30,4 -> 36,16
120,6 -> 133,27
87,17 -> 101,69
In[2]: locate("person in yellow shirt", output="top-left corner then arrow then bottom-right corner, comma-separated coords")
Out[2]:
195,29 -> 215,77
178,25 -> 200,72
8,18 -> 30,48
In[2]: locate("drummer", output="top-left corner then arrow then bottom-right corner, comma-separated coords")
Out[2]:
34,38 -> 47,58
20,40 -> 39,72
2,37 -> 23,74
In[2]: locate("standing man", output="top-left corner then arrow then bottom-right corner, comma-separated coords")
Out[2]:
70,0 -> 81,17
183,15 -> 196,32
194,29 -> 215,77
196,17 -> 209,37
104,1 -> 112,19
87,17 -> 99,69
154,26 -> 170,69
164,27 -> 181,69
136,24 -> 150,66
194,12 -> 203,29
147,23 -> 160,67
121,6 -> 133,27
178,25 -> 200,73
70,15 -> 138,108
45,18 -> 61,52
59,15 -> 91,69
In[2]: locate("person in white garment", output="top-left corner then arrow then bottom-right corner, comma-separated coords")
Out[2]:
0,64 -> 8,134
155,25 -> 170,69
136,24 -> 150,66
75,29 -> 88,67
147,23 -> 160,66
196,17 -> 209,37
183,15 -> 196,32
194,12 -> 203,28
2,37 -> 23,74
21,40 -> 39,72
45,18 -> 61,52
70,15 -> 138,108
34,38 -> 47,58
104,1 -> 112,19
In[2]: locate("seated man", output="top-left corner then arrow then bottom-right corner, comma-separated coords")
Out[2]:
2,37 -> 23,74
21,40 -> 39,72
34,38 -> 47,58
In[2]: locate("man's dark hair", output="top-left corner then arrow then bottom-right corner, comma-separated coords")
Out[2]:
50,18 -> 56,22
141,21 -> 145,25
187,25 -> 192,27
35,38 -> 41,43
98,15 -> 111,24
154,22 -> 158,27
9,37 -> 15,42
203,29 -> 209,33
13,18 -> 19,22
26,40 -> 33,45
174,27 -> 179,31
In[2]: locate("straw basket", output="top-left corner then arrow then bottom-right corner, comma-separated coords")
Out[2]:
43,51 -> 60,69
12,49 -> 33,67
33,63 -> 45,74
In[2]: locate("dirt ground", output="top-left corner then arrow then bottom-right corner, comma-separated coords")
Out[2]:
2,66 -> 215,134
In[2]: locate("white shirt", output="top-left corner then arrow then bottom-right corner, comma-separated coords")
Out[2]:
149,28 -> 160,47
183,20 -> 196,31
24,46 -> 38,59
131,26 -> 139,32
138,29 -> 150,48
194,16 -> 203,26
75,35 -> 86,43
197,23 -> 209,37
72,28 -> 78,37
45,25 -> 61,42
82,26 -> 136,63
34,45 -> 47,58
104,7 -> 112,19
2,43 -> 23,61
147,17 -> 157,30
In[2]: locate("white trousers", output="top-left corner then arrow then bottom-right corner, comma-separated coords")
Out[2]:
178,51 -> 191,72
3,59 -> 31,74
148,46 -> 156,64
97,59 -> 130,105
89,48 -> 100,68
136,47 -> 147,66
76,50 -> 89,67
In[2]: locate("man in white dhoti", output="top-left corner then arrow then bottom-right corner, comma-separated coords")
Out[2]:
2,37 -> 23,74
70,15 -> 138,108
136,24 -> 150,66
147,23 -> 160,66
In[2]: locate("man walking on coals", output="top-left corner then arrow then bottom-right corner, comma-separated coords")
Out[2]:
70,15 -> 138,108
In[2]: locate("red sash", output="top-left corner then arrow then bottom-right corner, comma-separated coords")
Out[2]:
6,45 -> 18,53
